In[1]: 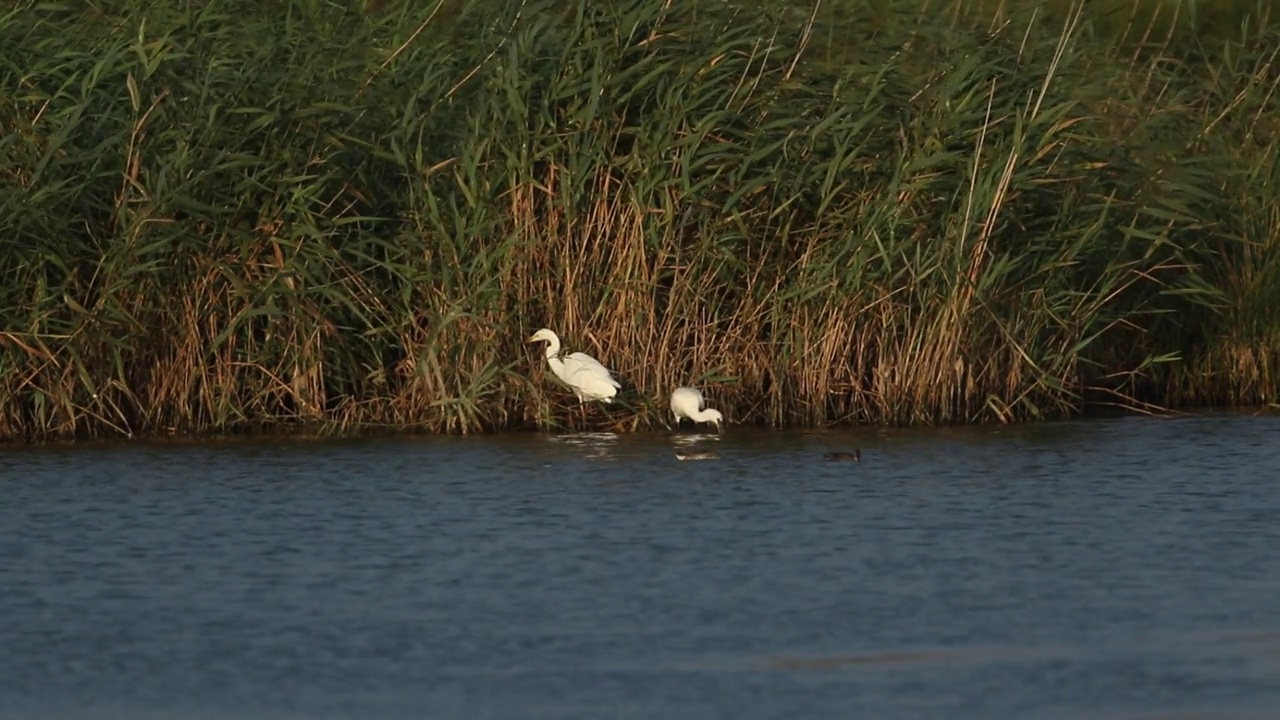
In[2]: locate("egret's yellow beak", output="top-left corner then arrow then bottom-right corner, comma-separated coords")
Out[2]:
525,334 -> 539,343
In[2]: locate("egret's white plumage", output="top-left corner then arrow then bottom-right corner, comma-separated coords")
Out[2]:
670,387 -> 723,431
527,328 -> 621,404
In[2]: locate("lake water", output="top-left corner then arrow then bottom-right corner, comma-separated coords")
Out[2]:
2,413 -> 1279,720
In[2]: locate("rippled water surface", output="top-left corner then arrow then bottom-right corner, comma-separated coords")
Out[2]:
2,414 -> 1279,720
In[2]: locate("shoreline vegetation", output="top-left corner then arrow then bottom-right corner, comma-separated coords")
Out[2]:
3,0 -> 1279,440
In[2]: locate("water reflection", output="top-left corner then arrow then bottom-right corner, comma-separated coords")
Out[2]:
671,431 -> 721,461
547,431 -> 620,460
1,414 -> 1279,720
543,429 -> 729,462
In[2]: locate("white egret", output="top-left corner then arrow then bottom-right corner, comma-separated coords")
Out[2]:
670,387 -> 724,432
526,328 -> 621,405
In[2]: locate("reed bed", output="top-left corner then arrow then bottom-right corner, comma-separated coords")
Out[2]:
2,0 -> 1278,439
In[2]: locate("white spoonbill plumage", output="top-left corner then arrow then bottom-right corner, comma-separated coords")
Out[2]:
670,387 -> 723,431
526,328 -> 621,404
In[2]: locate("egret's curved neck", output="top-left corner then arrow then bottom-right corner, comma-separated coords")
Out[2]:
541,334 -> 562,359
691,408 -> 716,422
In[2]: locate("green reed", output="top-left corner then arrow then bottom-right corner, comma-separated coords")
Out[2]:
1,0 -> 1278,439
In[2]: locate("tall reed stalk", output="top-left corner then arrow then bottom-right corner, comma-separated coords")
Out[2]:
2,0 -> 1278,439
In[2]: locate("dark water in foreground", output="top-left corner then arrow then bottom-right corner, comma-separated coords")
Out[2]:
2,414 -> 1279,720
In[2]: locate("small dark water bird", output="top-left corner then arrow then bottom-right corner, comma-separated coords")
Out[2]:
824,450 -> 861,462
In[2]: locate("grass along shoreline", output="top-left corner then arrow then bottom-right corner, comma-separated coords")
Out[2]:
2,0 -> 1280,440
